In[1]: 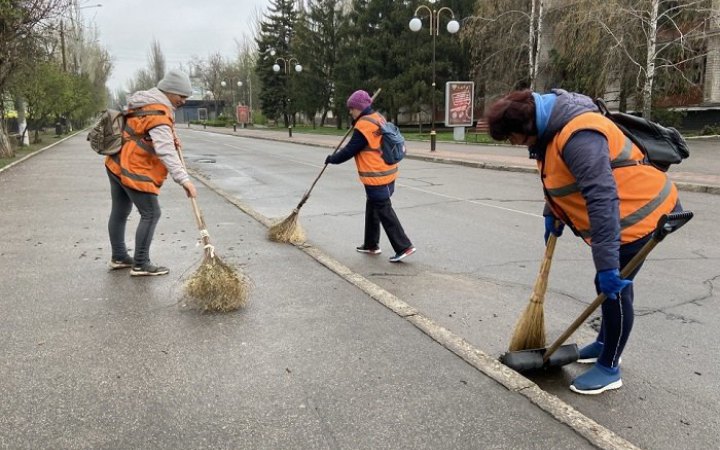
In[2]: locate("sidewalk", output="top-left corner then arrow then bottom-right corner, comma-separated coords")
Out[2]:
191,124 -> 720,195
0,134 -> 630,448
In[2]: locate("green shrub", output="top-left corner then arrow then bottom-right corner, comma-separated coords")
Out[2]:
252,111 -> 267,125
700,124 -> 720,136
651,108 -> 686,128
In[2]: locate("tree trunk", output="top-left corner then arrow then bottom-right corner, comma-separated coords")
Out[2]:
0,127 -> 13,159
320,110 -> 327,127
16,98 -> 29,147
531,0 -> 544,90
642,0 -> 660,118
529,0 -> 537,88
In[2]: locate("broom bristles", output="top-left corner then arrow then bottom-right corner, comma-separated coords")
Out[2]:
267,210 -> 306,244
508,294 -> 546,351
185,255 -> 252,312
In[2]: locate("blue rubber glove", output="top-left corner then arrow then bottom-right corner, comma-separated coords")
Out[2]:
324,155 -> 333,165
597,268 -> 633,300
544,216 -> 564,243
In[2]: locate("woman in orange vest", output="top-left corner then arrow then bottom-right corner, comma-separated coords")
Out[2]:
324,90 -> 416,263
105,69 -> 197,276
486,89 -> 681,395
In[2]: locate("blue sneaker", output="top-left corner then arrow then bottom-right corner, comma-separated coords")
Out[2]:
570,364 -> 622,395
389,246 -> 416,263
577,341 -> 603,364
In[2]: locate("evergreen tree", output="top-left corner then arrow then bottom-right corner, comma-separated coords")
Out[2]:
255,0 -> 298,127
293,0 -> 344,127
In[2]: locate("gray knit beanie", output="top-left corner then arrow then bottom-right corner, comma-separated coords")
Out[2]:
157,69 -> 193,97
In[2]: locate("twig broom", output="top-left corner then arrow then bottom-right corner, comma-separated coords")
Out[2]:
177,147 -> 251,312
508,232 -> 558,351
268,88 -> 382,244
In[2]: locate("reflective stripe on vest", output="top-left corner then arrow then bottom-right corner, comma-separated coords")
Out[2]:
105,104 -> 173,194
540,112 -> 678,244
353,112 -> 398,186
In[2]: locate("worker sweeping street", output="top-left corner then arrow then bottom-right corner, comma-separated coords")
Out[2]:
104,69 -> 197,276
486,89 -> 682,395
324,90 -> 416,263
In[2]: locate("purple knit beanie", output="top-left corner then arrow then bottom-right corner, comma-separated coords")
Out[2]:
346,90 -> 373,111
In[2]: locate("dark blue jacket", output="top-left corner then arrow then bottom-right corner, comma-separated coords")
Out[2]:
326,107 -> 373,165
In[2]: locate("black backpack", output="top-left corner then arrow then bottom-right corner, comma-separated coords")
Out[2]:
595,99 -> 689,172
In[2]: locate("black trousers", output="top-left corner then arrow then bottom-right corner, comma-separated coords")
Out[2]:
363,196 -> 412,254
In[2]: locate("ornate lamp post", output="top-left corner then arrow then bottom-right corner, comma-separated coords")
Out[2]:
220,79 -> 243,129
409,2 -> 460,152
272,50 -> 303,137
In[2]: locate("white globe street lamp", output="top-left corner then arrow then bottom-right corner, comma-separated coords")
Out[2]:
272,55 -> 303,137
409,17 -> 422,32
408,4 -> 460,152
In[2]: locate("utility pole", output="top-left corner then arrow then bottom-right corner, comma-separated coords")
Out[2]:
60,20 -> 67,72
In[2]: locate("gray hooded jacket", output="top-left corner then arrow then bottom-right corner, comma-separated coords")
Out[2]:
126,87 -> 190,186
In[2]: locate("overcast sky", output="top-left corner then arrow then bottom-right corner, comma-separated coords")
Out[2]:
87,0 -> 269,93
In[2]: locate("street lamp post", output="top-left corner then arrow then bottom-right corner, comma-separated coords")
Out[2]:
220,79 -> 243,130
409,2 -> 459,152
272,53 -> 302,137
246,77 -> 253,123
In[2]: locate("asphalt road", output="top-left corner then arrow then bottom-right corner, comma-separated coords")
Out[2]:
178,128 -> 720,449
1,135 -> 602,449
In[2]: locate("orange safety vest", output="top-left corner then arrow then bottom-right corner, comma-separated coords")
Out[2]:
539,112 -> 678,244
105,104 -> 175,194
354,112 -> 398,186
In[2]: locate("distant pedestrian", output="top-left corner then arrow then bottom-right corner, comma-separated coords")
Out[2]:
105,69 -> 198,276
486,89 -> 682,394
324,90 -> 416,263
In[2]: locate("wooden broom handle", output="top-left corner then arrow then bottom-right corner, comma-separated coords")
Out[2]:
542,236 -> 660,362
176,146 -> 211,249
533,233 -> 557,296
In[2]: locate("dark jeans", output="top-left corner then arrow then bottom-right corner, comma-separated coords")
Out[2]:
107,169 -> 161,267
592,234 -> 649,368
363,182 -> 412,254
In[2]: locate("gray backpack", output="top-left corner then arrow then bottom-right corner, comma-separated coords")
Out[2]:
87,109 -> 165,155
358,116 -> 406,165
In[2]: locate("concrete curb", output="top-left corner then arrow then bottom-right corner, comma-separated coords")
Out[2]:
673,182 -> 720,195
186,127 -> 719,195
0,131 -> 84,175
188,167 -> 642,450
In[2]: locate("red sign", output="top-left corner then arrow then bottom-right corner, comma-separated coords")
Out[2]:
236,105 -> 250,124
444,81 -> 474,127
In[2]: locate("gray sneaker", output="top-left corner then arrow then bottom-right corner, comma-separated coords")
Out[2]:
130,263 -> 169,277
109,256 -> 134,270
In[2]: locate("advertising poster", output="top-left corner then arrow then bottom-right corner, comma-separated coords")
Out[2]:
236,105 -> 250,124
444,81 -> 474,127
